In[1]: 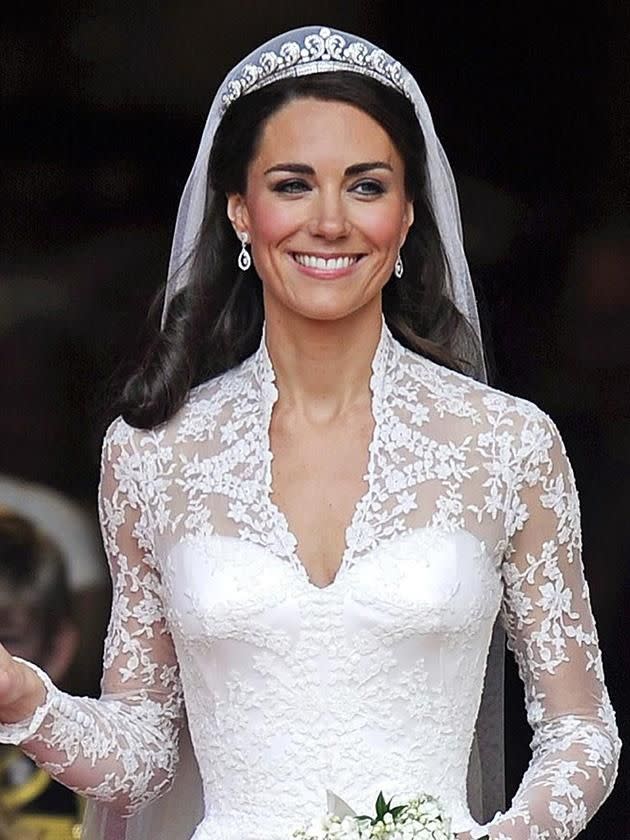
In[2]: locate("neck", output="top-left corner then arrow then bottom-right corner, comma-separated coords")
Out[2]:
262,299 -> 384,422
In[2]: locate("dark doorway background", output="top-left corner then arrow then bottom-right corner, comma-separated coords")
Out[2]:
2,4 -> 628,836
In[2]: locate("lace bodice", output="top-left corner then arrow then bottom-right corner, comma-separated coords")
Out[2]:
0,323 -> 620,839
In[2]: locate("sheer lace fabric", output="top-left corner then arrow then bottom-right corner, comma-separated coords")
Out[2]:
0,323 -> 619,839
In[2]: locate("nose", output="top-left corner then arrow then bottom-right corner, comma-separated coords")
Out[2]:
307,188 -> 351,240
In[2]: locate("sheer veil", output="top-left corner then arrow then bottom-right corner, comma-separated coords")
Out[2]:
82,25 -> 503,839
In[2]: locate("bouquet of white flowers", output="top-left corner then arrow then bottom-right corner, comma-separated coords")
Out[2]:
291,790 -> 488,840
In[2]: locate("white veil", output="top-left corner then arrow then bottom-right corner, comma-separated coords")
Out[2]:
83,25 -> 503,839
161,25 -> 487,383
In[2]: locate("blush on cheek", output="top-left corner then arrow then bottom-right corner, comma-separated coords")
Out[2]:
363,216 -> 404,249
245,194 -> 303,248
354,201 -> 407,250
247,195 -> 406,254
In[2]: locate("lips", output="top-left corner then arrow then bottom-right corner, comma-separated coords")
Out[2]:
291,252 -> 363,271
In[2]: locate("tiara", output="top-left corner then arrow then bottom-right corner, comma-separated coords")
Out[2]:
220,27 -> 410,111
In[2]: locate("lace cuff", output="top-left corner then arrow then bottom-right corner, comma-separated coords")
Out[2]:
0,658 -> 55,745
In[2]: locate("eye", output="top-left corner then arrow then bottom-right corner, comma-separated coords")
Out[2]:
351,179 -> 386,197
272,179 -> 311,194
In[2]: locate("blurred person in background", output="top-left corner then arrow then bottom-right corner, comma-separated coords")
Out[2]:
0,475 -> 109,698
0,317 -> 110,698
0,509 -> 83,839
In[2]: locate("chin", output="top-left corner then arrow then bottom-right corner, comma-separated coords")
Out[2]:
273,280 -> 381,322
284,295 -> 370,324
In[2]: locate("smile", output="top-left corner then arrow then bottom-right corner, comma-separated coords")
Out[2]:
291,252 -> 363,271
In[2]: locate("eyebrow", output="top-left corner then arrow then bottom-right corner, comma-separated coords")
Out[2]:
263,161 -> 393,176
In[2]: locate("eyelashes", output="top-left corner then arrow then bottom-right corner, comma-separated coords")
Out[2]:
271,178 -> 387,196
352,180 -> 387,196
272,179 -> 309,194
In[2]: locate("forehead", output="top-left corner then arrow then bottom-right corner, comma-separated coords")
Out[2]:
252,97 -> 400,168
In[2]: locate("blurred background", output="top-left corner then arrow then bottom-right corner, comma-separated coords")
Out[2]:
1,2 -> 628,836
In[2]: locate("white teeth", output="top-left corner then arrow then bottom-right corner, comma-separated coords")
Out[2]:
293,253 -> 359,270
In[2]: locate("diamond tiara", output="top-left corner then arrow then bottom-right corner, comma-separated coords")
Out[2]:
220,27 -> 410,112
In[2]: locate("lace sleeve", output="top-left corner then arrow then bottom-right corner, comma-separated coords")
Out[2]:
478,410 -> 621,839
0,418 -> 184,815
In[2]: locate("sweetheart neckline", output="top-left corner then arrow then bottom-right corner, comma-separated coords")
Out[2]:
168,527 -> 487,594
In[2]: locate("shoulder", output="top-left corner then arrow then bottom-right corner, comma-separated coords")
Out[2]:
100,414 -> 155,474
399,346 -> 562,445
103,355 -> 257,457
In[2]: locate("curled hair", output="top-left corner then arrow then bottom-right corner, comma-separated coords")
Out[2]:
121,73 -> 483,428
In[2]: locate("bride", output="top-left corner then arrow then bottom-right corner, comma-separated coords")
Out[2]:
0,25 -> 620,840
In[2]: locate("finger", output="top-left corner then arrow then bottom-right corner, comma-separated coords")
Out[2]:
0,644 -> 17,697
0,651 -> 44,719
0,645 -> 28,708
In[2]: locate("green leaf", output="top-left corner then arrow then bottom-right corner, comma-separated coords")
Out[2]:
390,805 -> 405,817
375,791 -> 387,818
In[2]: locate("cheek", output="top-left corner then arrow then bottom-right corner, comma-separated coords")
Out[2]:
356,203 -> 406,249
246,194 -> 301,246
245,190 -> 407,252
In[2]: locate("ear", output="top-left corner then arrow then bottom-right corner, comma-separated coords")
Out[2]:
227,194 -> 250,239
401,200 -> 414,245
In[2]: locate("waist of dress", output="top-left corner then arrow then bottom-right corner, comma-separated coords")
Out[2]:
189,807 -> 483,840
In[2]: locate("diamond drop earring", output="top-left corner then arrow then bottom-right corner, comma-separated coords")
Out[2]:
237,232 -> 251,271
394,252 -> 404,278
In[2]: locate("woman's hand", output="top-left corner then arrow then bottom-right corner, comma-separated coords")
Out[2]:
0,643 -> 46,725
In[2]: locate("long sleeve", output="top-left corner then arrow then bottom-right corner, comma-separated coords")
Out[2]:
480,411 -> 621,839
0,418 -> 185,815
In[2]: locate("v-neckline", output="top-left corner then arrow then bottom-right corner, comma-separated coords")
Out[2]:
254,319 -> 391,591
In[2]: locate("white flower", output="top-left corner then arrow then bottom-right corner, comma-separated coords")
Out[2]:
294,791 -> 454,840
307,815 -> 332,838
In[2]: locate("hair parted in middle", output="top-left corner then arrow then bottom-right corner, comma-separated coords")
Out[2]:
120,72 -> 483,430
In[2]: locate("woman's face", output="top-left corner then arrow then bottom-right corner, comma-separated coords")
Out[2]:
227,97 -> 414,323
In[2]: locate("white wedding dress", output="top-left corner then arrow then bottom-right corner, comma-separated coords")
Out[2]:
0,323 -> 620,839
